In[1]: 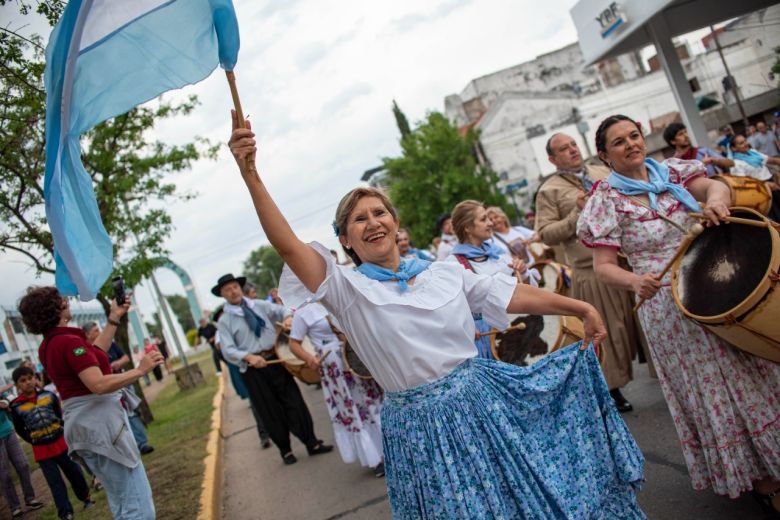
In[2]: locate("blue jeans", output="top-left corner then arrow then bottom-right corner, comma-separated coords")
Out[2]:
78,451 -> 155,520
128,414 -> 149,450
39,451 -> 90,517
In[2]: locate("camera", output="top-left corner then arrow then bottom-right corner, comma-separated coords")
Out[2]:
112,276 -> 126,305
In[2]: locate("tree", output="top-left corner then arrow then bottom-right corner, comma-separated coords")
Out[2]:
1,2 -> 217,419
165,294 -> 196,332
382,111 -> 510,247
242,245 -> 284,297
392,99 -> 412,139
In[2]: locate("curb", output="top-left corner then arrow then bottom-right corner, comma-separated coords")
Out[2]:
197,372 -> 226,520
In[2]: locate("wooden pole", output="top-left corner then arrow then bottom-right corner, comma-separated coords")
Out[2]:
633,223 -> 704,312
225,70 -> 257,174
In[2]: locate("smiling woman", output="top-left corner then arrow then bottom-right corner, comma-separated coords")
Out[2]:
228,110 -> 647,518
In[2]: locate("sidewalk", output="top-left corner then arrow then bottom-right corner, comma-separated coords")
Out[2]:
221,373 -> 390,520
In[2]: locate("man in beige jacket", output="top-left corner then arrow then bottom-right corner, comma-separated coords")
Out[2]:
535,133 -> 646,412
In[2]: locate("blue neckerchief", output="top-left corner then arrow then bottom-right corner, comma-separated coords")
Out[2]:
733,150 -> 765,168
240,299 -> 266,338
356,258 -> 431,293
452,241 -> 503,260
607,158 -> 702,212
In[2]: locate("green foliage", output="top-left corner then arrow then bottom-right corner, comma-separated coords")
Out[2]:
185,328 -> 199,346
242,245 -> 285,297
383,112 -> 510,247
165,294 -> 196,332
392,99 -> 412,139
0,5 -> 219,301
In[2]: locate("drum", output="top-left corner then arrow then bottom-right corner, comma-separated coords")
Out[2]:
712,175 -> 772,216
531,261 -> 572,296
341,341 -> 373,380
274,327 -> 322,385
671,207 -> 780,361
489,313 -> 591,366
528,241 -> 555,262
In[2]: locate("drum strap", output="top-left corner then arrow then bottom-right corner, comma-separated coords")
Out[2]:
626,195 -> 686,233
454,254 -> 476,272
723,313 -> 780,348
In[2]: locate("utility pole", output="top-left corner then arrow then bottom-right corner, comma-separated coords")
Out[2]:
710,25 -> 748,128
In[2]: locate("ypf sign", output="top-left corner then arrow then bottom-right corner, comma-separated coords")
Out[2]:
596,2 -> 627,39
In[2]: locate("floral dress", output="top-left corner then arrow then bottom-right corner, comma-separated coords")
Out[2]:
577,158 -> 780,497
290,303 -> 384,468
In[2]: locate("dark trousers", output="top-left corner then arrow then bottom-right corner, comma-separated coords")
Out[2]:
240,364 -> 317,456
151,365 -> 163,381
39,452 -> 90,517
211,347 -> 223,373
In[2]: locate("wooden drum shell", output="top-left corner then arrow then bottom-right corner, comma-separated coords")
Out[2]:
712,175 -> 772,216
671,207 -> 780,362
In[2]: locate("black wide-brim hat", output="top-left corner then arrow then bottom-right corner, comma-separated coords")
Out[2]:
211,273 -> 247,297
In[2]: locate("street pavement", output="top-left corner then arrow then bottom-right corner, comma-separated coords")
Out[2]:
221,361 -> 766,520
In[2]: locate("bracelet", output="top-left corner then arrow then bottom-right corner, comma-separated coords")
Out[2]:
107,318 -> 121,327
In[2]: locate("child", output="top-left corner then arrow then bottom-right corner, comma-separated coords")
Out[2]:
9,366 -> 94,520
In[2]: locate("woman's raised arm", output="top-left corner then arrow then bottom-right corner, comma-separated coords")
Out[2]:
229,110 -> 326,292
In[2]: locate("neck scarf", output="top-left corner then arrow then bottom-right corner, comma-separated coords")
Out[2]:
607,158 -> 702,212
676,146 -> 698,161
356,258 -> 431,293
452,241 -> 504,260
733,149 -> 765,168
240,298 -> 266,338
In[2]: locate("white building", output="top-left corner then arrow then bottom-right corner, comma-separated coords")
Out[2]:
444,6 -> 780,211
0,302 -> 105,385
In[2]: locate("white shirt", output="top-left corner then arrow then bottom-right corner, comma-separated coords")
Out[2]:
490,226 -> 536,266
446,247 -> 541,286
289,302 -> 341,354
731,152 -> 772,181
279,242 -> 516,391
435,233 -> 458,261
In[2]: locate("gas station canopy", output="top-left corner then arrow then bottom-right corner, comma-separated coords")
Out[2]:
571,0 -> 777,66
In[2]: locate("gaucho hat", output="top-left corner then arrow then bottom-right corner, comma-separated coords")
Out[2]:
211,273 -> 247,297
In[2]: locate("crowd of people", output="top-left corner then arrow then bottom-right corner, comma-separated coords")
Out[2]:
2,109 -> 778,519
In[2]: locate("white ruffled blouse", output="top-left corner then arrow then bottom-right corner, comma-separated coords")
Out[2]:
279,242 -> 516,391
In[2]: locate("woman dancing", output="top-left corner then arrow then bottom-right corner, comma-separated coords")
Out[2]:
577,114 -> 780,512
229,111 -> 645,519
446,200 -> 539,359
288,302 -> 385,477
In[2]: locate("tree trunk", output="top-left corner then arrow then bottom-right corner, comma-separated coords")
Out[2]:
97,294 -> 154,423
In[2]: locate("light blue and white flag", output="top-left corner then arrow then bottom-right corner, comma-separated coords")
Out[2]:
44,0 -> 239,300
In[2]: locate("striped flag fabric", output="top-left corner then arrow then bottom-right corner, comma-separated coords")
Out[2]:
44,0 -> 240,300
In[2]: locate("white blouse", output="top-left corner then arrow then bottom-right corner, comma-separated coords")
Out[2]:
289,302 -> 341,353
490,226 -> 536,265
279,242 -> 516,391
446,250 -> 541,286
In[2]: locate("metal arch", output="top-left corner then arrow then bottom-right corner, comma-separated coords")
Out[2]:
149,257 -> 204,326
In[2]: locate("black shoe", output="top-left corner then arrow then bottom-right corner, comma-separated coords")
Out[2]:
610,389 -> 633,413
140,445 -> 155,455
307,440 -> 333,456
26,499 -> 45,510
373,462 -> 385,478
282,452 -> 297,465
261,437 -> 271,449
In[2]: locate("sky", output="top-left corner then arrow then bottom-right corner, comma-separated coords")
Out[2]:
0,0 -> 715,326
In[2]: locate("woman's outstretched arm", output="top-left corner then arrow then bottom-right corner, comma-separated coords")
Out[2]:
229,110 -> 326,292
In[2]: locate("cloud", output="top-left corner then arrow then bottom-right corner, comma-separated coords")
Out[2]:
320,82 -> 374,116
389,0 -> 473,33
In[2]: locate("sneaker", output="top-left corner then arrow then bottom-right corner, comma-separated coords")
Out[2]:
216,371 -> 222,376
60,513 -> 75,520
140,445 -> 155,455
11,508 -> 23,519
91,475 -> 103,491
26,499 -> 45,510
307,440 -> 333,456
84,497 -> 96,510
373,462 -> 385,478
282,452 -> 297,465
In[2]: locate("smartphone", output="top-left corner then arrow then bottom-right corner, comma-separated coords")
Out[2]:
112,276 -> 126,305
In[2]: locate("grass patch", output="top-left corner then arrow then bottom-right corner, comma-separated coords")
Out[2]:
35,352 -> 218,520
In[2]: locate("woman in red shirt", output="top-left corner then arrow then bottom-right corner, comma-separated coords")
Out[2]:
18,287 -> 163,520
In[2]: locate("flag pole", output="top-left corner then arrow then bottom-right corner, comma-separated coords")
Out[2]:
225,70 -> 257,174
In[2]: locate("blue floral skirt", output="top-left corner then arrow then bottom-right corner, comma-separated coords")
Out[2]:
381,343 -> 645,519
